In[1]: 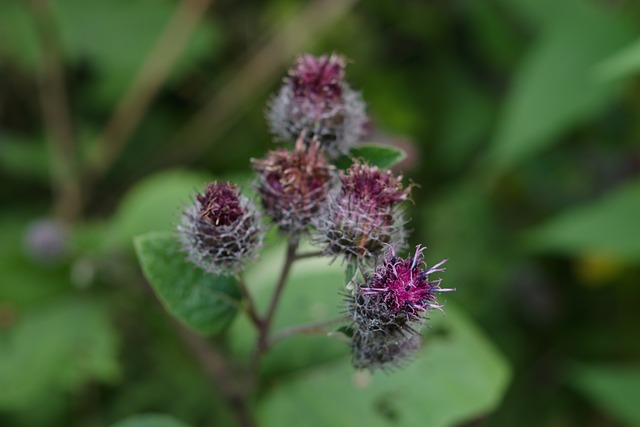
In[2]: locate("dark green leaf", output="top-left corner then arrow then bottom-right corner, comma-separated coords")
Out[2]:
335,144 -> 406,169
524,178 -> 640,262
335,325 -> 354,339
488,0 -> 633,170
568,364 -> 640,427
111,414 -> 193,427
134,232 -> 240,335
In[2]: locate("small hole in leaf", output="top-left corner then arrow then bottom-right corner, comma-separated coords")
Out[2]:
374,393 -> 401,423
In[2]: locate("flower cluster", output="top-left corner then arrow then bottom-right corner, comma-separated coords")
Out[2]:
175,52 -> 453,373
347,245 -> 452,371
314,161 -> 411,264
266,53 -> 367,157
177,182 -> 263,275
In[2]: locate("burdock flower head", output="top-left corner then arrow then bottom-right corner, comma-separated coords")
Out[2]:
347,245 -> 453,371
314,161 -> 412,264
266,53 -> 367,158
252,134 -> 335,236
177,182 -> 263,275
360,245 -> 451,320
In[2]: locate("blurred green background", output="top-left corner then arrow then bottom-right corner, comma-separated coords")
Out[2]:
2,0 -> 640,426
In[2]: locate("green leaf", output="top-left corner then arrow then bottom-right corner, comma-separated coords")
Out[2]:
134,231 -> 240,335
111,414 -> 193,427
336,144 -> 406,169
0,298 -> 120,410
568,364 -> 640,427
488,0 -> 633,170
524,178 -> 640,262
595,38 -> 640,81
257,304 -> 511,427
108,169 -> 212,249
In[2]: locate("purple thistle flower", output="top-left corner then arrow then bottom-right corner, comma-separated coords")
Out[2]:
291,54 -> 344,101
313,161 -> 412,263
251,135 -> 335,236
361,245 -> 452,320
266,53 -> 367,158
177,182 -> 263,275
346,245 -> 453,371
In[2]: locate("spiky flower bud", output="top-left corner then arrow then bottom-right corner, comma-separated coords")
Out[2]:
177,182 -> 263,274
266,53 -> 367,157
351,328 -> 421,372
252,135 -> 335,236
314,161 -> 411,264
346,245 -> 453,371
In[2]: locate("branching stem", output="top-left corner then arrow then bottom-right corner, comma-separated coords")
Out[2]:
257,241 -> 298,351
246,239 -> 298,387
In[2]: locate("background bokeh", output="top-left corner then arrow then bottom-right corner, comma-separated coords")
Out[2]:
2,0 -> 640,426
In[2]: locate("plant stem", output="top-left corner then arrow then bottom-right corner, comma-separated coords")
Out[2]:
294,250 -> 324,260
236,274 -> 262,329
27,0 -> 82,223
269,317 -> 347,346
248,239 -> 298,382
259,240 -> 298,352
173,322 -> 256,427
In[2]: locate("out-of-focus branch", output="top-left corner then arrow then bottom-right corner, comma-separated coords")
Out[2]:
86,0 -> 215,185
27,0 -> 81,223
158,0 -> 359,166
173,322 -> 257,427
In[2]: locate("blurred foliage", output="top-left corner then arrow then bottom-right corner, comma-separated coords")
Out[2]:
2,0 -> 640,426
110,414 -> 194,427
567,364 -> 640,427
